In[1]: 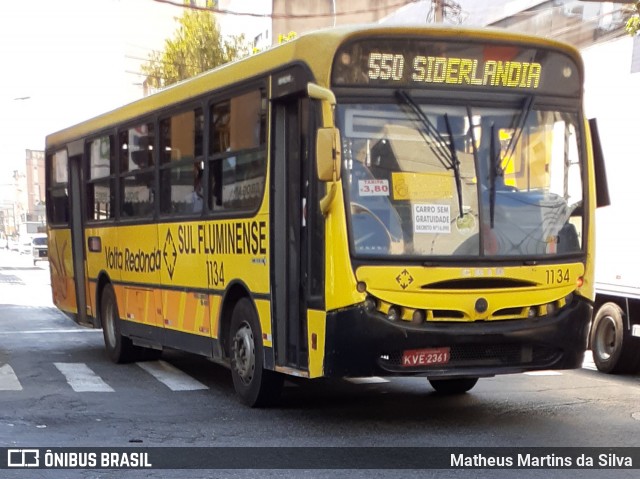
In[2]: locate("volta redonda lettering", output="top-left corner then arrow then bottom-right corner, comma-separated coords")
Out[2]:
368,52 -> 542,89
105,246 -> 161,273
177,220 -> 267,256
103,220 -> 267,273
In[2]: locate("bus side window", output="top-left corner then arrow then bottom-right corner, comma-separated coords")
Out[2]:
207,88 -> 266,213
87,135 -> 116,221
159,108 -> 204,215
119,123 -> 155,219
47,150 -> 70,225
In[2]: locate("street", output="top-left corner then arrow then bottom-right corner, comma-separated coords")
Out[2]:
1,248 -> 639,479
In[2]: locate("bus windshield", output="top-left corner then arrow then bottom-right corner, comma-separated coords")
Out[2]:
338,100 -> 584,259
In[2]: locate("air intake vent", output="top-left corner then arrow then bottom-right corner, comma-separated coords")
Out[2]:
422,278 -> 536,290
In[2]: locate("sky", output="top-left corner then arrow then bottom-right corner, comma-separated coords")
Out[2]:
0,0 -> 180,182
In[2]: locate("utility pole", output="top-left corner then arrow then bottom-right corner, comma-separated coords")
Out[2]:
433,0 -> 444,23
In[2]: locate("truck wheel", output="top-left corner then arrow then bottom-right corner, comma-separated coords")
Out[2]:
229,298 -> 283,407
591,302 -> 640,373
101,283 -> 139,363
429,377 -> 478,394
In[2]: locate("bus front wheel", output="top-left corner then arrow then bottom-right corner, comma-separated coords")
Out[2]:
101,283 -> 139,364
229,298 -> 283,407
428,377 -> 478,395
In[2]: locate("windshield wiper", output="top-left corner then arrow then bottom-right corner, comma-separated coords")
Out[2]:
443,113 -> 464,219
466,105 -> 479,175
395,89 -> 464,218
489,123 -> 500,228
487,96 -> 533,228
500,95 -> 534,175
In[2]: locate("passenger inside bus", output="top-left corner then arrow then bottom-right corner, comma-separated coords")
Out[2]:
186,167 -> 204,213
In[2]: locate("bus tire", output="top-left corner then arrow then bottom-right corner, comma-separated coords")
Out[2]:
591,302 -> 640,374
229,298 -> 283,407
101,283 -> 138,364
429,377 -> 478,395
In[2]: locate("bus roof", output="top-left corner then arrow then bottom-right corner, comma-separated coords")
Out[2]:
45,24 -> 582,150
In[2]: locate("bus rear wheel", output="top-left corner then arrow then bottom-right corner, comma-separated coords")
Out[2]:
428,377 -> 478,395
229,298 -> 283,407
591,302 -> 640,373
101,283 -> 140,363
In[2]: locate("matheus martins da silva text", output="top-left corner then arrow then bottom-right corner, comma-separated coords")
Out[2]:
451,453 -> 633,468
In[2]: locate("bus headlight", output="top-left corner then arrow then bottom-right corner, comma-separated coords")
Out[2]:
364,295 -> 378,312
546,302 -> 557,316
564,293 -> 574,306
387,306 -> 402,322
412,309 -> 426,324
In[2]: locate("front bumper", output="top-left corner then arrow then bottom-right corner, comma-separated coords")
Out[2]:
323,297 -> 592,378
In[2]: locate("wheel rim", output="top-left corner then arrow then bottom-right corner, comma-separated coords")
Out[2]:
232,321 -> 255,385
104,298 -> 117,349
595,315 -> 616,361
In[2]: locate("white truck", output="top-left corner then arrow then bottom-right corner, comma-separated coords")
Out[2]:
17,221 -> 46,254
583,36 -> 640,373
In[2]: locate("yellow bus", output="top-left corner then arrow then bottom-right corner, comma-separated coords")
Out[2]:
45,25 -> 607,406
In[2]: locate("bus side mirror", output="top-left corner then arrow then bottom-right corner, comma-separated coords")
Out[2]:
316,127 -> 341,182
589,118 -> 610,208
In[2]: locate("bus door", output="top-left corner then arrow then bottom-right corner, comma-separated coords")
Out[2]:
67,141 -> 90,325
271,95 -> 310,371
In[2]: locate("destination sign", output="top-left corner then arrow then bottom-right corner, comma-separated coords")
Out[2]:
368,54 -> 542,89
332,38 -> 582,96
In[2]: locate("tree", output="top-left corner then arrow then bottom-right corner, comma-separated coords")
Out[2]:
141,10 -> 250,89
626,1 -> 640,36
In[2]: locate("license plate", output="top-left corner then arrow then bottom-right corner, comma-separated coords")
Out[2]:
402,347 -> 450,367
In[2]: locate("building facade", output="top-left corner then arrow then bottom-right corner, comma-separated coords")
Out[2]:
217,0 -> 419,53
25,149 -> 45,223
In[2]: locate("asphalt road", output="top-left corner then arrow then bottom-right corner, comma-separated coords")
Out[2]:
1,248 -> 639,479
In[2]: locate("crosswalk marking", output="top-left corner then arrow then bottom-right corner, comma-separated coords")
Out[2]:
0,358 -> 605,394
582,352 -> 597,371
54,363 -> 114,392
345,377 -> 390,384
0,329 -> 101,335
524,370 -> 563,376
137,360 -> 208,391
0,364 -> 23,391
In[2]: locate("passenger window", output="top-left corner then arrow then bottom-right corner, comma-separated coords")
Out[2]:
119,122 -> 156,219
47,150 -> 70,225
87,136 -> 116,221
208,89 -> 267,212
159,108 -> 204,215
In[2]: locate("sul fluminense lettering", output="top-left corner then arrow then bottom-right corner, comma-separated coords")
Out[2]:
368,52 -> 542,89
177,220 -> 267,256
